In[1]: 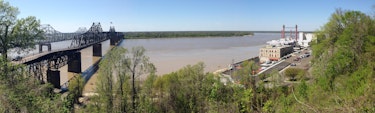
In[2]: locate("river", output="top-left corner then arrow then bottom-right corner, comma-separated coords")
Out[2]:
120,33 -> 280,75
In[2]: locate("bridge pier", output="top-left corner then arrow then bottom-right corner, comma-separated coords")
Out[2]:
68,52 -> 82,73
47,69 -> 61,88
39,43 -> 52,53
39,44 -> 42,53
93,43 -> 102,57
110,32 -> 123,46
110,37 -> 117,46
48,45 -> 51,51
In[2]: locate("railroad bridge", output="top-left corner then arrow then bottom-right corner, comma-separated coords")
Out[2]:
14,22 -> 124,89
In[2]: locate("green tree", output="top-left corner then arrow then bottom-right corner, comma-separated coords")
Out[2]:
0,57 -> 65,113
94,47 -> 129,113
124,46 -> 154,112
0,1 -> 43,60
138,71 -> 157,112
152,62 -> 219,113
233,61 -> 259,88
284,68 -> 304,81
312,9 -> 375,90
0,2 -> 69,112
91,46 -> 154,113
68,74 -> 84,105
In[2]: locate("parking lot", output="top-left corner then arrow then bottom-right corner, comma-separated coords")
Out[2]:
284,48 -> 312,70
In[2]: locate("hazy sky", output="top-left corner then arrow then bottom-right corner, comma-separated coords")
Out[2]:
5,0 -> 374,32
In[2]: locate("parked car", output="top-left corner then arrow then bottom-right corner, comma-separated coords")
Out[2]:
291,63 -> 296,66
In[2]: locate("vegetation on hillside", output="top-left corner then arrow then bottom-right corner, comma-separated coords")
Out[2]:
124,31 -> 254,39
260,8 -> 375,112
300,9 -> 375,112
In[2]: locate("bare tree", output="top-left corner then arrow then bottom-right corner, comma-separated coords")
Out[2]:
124,46 -> 154,112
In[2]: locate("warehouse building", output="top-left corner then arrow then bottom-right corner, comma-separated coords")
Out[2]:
259,45 -> 293,63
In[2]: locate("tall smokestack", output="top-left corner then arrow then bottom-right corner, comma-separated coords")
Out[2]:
295,25 -> 298,41
282,25 -> 285,38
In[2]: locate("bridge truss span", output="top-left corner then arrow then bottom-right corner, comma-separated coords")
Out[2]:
17,22 -> 124,88
70,22 -> 108,48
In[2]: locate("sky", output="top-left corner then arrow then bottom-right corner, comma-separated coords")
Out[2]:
4,0 -> 375,32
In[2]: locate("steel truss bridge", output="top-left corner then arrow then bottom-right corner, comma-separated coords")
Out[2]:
18,22 -> 123,86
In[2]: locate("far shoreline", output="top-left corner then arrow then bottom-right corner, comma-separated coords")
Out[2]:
122,31 -> 315,39
123,31 -> 255,39
124,35 -> 255,39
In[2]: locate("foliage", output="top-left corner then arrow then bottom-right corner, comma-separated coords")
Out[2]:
0,2 -> 71,113
87,46 -> 154,113
138,72 -> 157,113
152,62 -> 213,112
68,74 -> 84,105
0,58 -> 66,112
232,60 -> 259,88
284,68 -> 305,81
124,46 -> 155,112
124,31 -> 254,39
0,1 -> 44,59
89,47 -> 129,113
271,8 -> 375,112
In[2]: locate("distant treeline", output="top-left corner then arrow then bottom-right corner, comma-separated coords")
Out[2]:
123,31 -> 254,39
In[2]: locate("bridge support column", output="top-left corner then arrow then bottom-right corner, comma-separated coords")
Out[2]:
68,52 -> 82,73
109,32 -> 124,46
110,37 -> 117,46
39,43 -> 52,53
39,44 -> 43,53
93,43 -> 102,57
47,44 -> 52,52
47,69 -> 60,88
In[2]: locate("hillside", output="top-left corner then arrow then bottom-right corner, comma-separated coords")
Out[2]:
271,9 -> 375,112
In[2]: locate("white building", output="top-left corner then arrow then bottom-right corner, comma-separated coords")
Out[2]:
298,32 -> 315,47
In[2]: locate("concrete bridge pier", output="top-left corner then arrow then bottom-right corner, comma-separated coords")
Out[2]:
39,43 -> 52,53
93,43 -> 102,57
68,52 -> 82,73
48,45 -> 52,51
47,69 -> 61,88
110,37 -> 117,46
110,33 -> 123,46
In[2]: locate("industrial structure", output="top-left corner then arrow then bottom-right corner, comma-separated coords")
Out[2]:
259,25 -> 314,63
298,32 -> 315,47
281,25 -> 298,41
